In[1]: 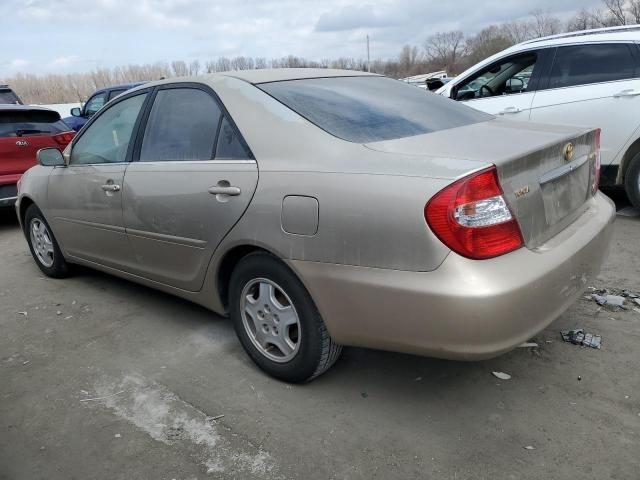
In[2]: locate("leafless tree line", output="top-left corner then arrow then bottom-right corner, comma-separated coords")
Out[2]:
4,0 -> 639,104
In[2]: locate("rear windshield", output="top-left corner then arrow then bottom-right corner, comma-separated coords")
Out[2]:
0,89 -> 22,105
259,76 -> 491,143
0,110 -> 68,137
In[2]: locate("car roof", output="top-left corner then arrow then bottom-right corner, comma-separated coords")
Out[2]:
0,104 -> 56,112
509,25 -> 640,52
93,81 -> 147,94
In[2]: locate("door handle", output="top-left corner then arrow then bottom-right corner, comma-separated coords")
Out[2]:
208,185 -> 241,196
101,184 -> 121,192
614,89 -> 640,98
497,106 -> 522,115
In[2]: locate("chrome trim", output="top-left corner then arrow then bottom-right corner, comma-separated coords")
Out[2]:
56,217 -> 126,233
134,160 -> 256,165
0,196 -> 18,207
125,227 -> 207,248
539,154 -> 589,185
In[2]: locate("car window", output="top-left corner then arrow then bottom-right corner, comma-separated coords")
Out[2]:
140,88 -> 222,162
0,109 -> 68,138
547,43 -> 638,90
70,93 -> 147,165
0,89 -> 22,104
108,89 -> 127,101
259,76 -> 491,143
215,117 -> 251,159
454,53 -> 538,100
84,93 -> 107,117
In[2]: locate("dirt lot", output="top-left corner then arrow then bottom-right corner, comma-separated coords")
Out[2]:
1,192 -> 639,480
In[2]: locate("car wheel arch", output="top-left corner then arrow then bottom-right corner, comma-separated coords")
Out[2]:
619,136 -> 640,185
19,196 -> 36,228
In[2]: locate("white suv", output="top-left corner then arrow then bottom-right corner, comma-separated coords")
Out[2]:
437,26 -> 640,208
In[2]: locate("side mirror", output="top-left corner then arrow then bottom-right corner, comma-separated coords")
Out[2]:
70,107 -> 82,117
37,148 -> 66,167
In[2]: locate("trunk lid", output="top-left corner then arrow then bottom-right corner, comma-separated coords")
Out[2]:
366,119 -> 600,248
0,108 -> 73,179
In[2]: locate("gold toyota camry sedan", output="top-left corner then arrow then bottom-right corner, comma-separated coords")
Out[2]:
16,69 -> 615,382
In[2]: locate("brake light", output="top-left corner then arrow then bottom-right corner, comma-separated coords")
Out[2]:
425,166 -> 524,260
53,131 -> 75,146
591,128 -> 601,195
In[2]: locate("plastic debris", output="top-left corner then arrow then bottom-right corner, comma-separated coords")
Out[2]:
591,294 -> 625,308
561,329 -> 601,349
523,445 -> 535,450
622,290 -> 640,299
17,311 -> 27,317
492,371 -> 511,380
518,342 -> 538,348
114,433 -> 121,438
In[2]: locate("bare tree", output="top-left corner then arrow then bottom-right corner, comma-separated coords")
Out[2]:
530,9 -> 562,37
566,8 -> 599,31
502,19 -> 533,43
424,30 -> 466,73
171,60 -> 188,76
628,0 -> 640,23
603,0 -> 627,24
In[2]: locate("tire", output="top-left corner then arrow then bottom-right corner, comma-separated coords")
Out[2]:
229,252 -> 341,383
625,152 -> 640,210
24,204 -> 70,278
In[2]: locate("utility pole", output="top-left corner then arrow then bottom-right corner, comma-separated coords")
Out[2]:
366,34 -> 371,72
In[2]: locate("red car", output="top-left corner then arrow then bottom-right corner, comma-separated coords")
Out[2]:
0,105 -> 75,207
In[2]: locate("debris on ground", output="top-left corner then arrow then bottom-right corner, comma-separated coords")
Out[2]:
561,329 -> 602,349
591,294 -> 626,309
622,290 -> 640,299
523,445 -> 535,450
17,311 -> 27,317
114,433 -> 122,438
492,371 -> 511,380
518,342 -> 538,348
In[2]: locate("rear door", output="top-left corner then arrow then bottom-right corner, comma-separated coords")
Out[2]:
122,84 -> 258,291
451,49 -> 550,120
47,91 -> 149,268
530,42 -> 640,167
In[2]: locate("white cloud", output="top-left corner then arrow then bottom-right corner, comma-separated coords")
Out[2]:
49,55 -> 80,68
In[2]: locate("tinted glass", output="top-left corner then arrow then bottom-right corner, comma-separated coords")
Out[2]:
71,93 -> 146,165
216,117 -> 250,159
84,93 -> 107,116
0,89 -> 21,104
455,53 -> 538,100
548,44 -> 637,89
140,88 -> 221,161
0,110 -> 68,137
260,76 -> 490,143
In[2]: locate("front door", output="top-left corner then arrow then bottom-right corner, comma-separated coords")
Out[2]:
122,85 -> 258,291
451,49 -> 549,120
47,92 -> 149,269
530,42 -> 640,167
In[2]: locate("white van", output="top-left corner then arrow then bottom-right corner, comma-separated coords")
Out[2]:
438,25 -> 640,208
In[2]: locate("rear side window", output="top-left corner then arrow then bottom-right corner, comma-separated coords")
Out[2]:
0,109 -> 68,138
548,43 -> 638,89
140,88 -> 222,162
108,89 -> 127,101
259,76 -> 491,143
216,117 -> 251,159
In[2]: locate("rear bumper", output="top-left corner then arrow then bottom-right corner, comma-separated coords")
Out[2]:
290,192 -> 616,360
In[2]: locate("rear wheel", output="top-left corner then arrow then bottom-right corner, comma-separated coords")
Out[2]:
624,152 -> 640,210
229,252 -> 341,383
24,204 -> 70,278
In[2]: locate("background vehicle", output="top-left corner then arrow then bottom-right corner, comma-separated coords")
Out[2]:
0,84 -> 23,105
437,25 -> 640,209
16,70 -> 614,382
62,82 -> 146,131
0,106 -> 74,207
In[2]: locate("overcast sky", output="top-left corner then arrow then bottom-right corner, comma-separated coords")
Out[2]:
2,0 -> 602,77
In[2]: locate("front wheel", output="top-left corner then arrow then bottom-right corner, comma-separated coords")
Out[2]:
625,152 -> 640,210
24,204 -> 70,278
229,252 -> 341,383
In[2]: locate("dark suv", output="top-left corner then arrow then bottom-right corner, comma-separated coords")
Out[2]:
0,85 -> 23,105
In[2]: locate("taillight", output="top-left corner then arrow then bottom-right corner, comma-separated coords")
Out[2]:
425,166 -> 524,260
591,128 -> 601,195
53,131 -> 75,146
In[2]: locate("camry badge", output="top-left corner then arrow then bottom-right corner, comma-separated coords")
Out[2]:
563,142 -> 574,162
16,140 -> 29,147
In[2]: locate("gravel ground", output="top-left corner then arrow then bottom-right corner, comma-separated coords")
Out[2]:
1,191 -> 639,480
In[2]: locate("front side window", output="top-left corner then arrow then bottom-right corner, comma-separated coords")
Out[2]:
140,88 -> 222,162
70,93 -> 147,165
260,76 -> 490,143
84,92 -> 107,117
454,53 -> 538,101
547,43 -> 637,90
